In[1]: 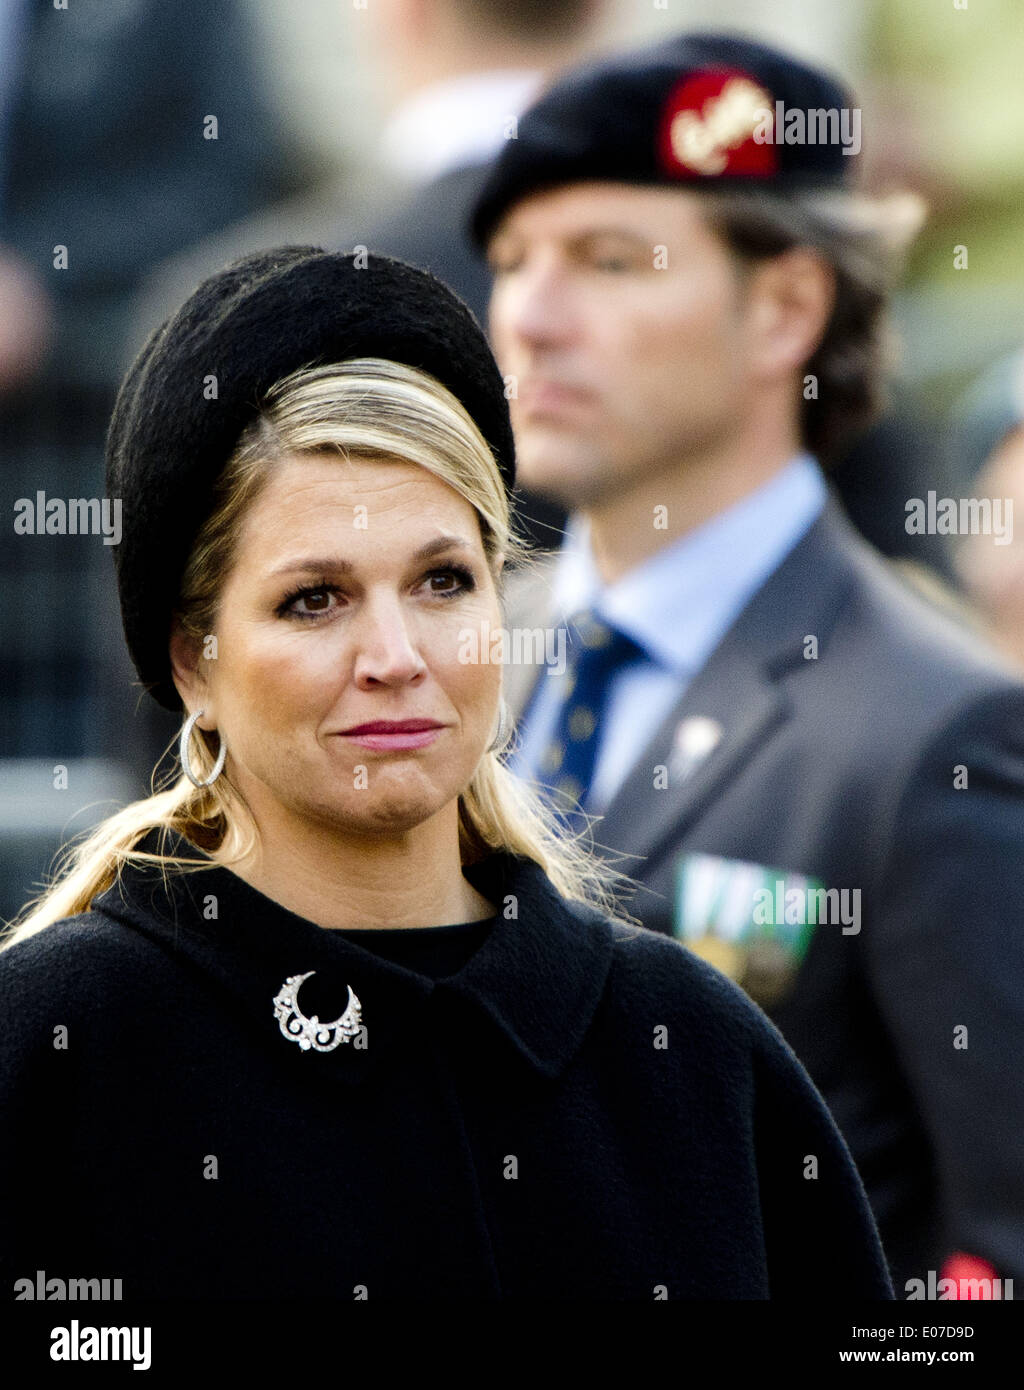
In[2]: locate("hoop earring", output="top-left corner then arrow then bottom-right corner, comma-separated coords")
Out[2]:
488,698 -> 512,754
180,708 -> 227,788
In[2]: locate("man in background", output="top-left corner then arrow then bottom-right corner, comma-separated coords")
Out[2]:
472,32 -> 1024,1295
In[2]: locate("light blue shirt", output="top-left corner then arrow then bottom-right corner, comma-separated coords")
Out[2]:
510,455 -> 828,812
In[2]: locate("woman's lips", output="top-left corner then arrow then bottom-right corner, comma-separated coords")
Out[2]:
336,720 -> 445,752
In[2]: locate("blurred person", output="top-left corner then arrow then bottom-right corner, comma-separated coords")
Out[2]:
363,0 -> 607,329
0,248 -> 893,1301
0,0 -> 293,918
830,400 -> 960,582
359,0 -> 612,550
471,32 -> 1024,1295
952,351 -> 1024,672
0,0 -> 291,405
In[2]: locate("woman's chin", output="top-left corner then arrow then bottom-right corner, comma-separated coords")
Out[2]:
299,790 -> 453,839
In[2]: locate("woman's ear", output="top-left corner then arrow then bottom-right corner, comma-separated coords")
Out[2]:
168,616 -> 213,725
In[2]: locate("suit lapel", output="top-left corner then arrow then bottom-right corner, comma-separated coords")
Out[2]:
590,496 -> 859,871
592,651 -> 788,867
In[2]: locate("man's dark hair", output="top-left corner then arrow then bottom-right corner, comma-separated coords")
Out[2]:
697,188 -> 924,467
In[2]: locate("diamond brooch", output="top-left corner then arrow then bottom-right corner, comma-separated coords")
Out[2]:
272,971 -> 363,1052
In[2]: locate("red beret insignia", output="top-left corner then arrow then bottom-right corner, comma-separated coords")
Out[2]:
658,69 -> 778,179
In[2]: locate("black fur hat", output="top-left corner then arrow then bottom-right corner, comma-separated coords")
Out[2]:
105,246 -> 516,711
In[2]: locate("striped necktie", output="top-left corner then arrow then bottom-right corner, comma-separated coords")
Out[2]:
536,609 -> 645,826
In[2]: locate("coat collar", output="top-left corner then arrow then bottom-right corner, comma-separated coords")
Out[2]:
90,831 -> 615,1084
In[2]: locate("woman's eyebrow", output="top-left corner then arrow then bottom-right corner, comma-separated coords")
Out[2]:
268,536 -> 476,578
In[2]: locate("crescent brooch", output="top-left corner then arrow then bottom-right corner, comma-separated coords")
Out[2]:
272,972 -> 363,1052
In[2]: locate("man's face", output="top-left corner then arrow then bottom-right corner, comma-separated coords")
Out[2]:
486,182 -> 757,508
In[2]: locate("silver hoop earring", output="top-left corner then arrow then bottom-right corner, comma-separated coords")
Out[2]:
180,708 -> 227,788
488,698 -> 512,754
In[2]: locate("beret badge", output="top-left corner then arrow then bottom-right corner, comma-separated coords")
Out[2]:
659,69 -> 778,179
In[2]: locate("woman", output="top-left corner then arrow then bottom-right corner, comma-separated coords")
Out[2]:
0,248 -> 892,1300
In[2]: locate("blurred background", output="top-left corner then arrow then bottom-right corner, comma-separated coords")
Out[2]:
1,0 -> 1022,921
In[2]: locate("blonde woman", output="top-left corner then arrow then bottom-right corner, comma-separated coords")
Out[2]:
0,249 -> 892,1300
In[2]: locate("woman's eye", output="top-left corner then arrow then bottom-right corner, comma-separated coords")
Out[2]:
279,586 -> 340,619
424,566 -> 475,597
298,590 -> 333,613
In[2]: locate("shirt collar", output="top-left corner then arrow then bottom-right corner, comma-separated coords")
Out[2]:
90,831 -> 615,1084
379,70 -> 544,184
552,454 -> 827,676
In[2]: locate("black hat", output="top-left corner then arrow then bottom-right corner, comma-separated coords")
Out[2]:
471,31 -> 861,248
106,246 -> 516,712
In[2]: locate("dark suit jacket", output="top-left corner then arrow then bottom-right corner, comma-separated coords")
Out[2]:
0,830 -> 891,1300
364,162 -> 494,328
503,495 -> 1024,1293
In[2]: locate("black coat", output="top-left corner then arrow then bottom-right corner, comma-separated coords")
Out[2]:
0,833 -> 892,1300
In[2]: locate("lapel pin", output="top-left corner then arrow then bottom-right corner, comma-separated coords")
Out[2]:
670,716 -> 724,781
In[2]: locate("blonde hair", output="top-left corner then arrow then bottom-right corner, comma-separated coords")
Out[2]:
2,360 -> 632,953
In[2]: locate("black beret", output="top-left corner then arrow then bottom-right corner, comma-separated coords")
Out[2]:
106,246 -> 516,712
471,31 -> 861,247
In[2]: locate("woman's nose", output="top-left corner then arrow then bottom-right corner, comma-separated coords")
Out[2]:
351,599 -> 428,688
